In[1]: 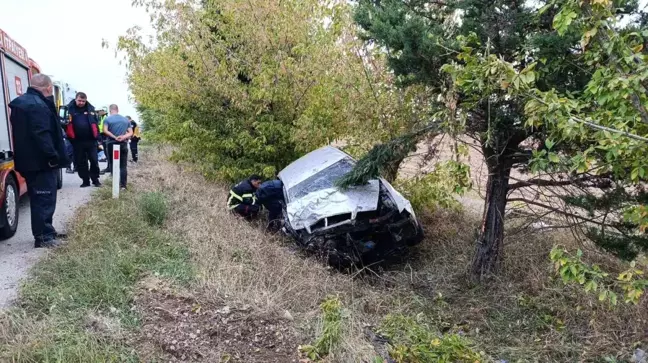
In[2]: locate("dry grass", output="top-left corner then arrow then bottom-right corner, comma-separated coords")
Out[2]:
127,147 -> 647,362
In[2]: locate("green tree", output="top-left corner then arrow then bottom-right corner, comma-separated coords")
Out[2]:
522,0 -> 648,260
117,0 -> 434,184
348,0 -> 613,280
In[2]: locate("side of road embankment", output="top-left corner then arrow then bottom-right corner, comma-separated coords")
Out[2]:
1,147 -> 644,363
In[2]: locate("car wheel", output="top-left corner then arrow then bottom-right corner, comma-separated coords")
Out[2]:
57,168 -> 63,190
406,222 -> 425,246
0,175 -> 19,239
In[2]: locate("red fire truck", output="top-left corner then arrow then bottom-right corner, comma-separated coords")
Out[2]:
0,28 -> 60,239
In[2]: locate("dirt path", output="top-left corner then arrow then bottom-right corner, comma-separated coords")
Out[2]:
0,162 -> 107,308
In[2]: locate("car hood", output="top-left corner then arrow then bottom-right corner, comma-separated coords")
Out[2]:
285,180 -> 380,232
280,146 -> 417,232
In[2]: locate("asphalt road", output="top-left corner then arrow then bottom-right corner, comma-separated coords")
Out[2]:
0,162 -> 107,308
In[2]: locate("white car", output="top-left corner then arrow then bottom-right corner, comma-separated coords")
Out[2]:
279,146 -> 424,266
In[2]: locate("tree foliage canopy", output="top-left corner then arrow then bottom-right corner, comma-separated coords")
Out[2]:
351,0 -> 648,278
119,0 -> 433,183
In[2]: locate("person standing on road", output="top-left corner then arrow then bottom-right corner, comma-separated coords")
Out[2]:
97,109 -> 108,163
103,104 -> 133,190
126,116 -> 141,162
9,74 -> 68,248
64,92 -> 101,188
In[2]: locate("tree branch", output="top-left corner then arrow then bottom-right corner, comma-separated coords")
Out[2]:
508,174 -> 609,191
506,197 -> 612,227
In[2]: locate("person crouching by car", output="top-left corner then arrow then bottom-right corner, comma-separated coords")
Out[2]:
228,175 -> 262,219
255,179 -> 285,232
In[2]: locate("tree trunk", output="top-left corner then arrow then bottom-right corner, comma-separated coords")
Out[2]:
471,152 -> 512,281
383,157 -> 404,183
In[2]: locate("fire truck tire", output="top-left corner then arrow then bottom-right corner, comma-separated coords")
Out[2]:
0,175 -> 19,240
57,168 -> 63,190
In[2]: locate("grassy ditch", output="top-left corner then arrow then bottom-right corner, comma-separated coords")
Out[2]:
1,148 -> 645,362
125,149 -> 646,362
0,184 -> 192,362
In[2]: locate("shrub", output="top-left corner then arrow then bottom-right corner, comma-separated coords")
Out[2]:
140,192 -> 167,227
378,314 -> 485,363
299,296 -> 343,361
396,160 -> 472,212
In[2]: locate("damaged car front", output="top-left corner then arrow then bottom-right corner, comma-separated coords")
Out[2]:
278,146 -> 424,267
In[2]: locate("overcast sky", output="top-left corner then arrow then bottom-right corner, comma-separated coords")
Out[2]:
0,0 -> 150,120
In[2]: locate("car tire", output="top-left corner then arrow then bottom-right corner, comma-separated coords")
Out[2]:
0,175 -> 19,239
57,168 -> 63,190
406,222 -> 425,246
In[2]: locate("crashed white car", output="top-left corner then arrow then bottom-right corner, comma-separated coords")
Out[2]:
278,146 -> 424,266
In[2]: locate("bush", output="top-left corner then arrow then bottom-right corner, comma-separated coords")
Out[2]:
396,160 -> 472,212
299,296 -> 343,361
140,192 -> 167,226
378,314 -> 485,363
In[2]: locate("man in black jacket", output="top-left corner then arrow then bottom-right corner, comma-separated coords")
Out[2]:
9,74 -> 68,248
227,175 -> 263,219
64,92 -> 101,187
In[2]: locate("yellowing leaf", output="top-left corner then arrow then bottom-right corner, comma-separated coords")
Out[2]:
549,153 -> 560,163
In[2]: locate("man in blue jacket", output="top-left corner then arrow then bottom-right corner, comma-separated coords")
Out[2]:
9,74 -> 68,248
64,92 -> 101,188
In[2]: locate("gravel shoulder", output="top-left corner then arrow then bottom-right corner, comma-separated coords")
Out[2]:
0,162 -> 107,308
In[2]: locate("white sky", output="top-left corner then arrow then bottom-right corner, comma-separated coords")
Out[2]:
0,0 -> 151,120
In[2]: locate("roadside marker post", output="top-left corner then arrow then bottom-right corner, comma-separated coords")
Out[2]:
113,147 -> 120,199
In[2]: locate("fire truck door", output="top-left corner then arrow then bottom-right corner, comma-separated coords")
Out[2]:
2,54 -> 29,151
0,58 -> 9,153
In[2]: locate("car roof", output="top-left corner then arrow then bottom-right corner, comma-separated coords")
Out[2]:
278,146 -> 353,191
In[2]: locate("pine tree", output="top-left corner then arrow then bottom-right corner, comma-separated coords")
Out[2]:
351,0 -> 612,280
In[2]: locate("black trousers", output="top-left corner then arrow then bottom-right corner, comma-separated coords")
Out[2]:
264,200 -> 283,232
107,142 -> 129,187
233,204 -> 260,220
72,140 -> 100,183
22,170 -> 58,244
264,200 -> 282,222
130,139 -> 139,161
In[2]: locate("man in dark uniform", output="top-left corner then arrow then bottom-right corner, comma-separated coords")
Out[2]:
255,179 -> 285,232
9,74 -> 68,248
227,175 -> 262,219
64,92 -> 101,188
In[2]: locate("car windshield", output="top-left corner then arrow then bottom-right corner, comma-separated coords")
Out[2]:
287,158 -> 355,201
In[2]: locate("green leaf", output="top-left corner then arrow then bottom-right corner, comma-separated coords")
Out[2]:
569,265 -> 578,276
553,9 -> 578,36
545,139 -> 555,150
549,153 -> 560,163
598,290 -> 608,301
584,280 -> 598,292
